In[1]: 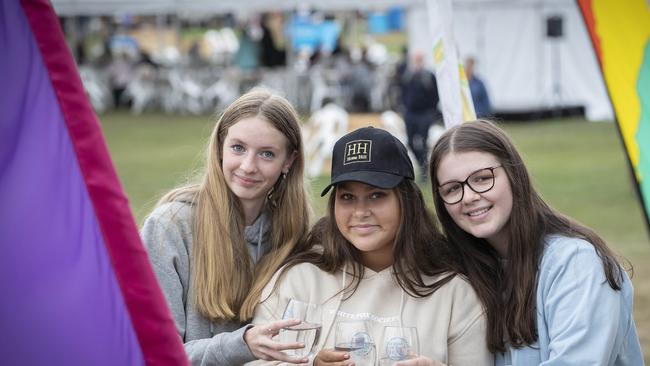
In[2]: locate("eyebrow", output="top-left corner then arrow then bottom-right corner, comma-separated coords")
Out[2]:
226,138 -> 282,151
439,166 -> 496,185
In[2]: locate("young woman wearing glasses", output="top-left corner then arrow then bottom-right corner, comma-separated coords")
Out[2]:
428,120 -> 643,365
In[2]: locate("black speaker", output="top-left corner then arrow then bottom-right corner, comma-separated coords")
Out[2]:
546,15 -> 564,38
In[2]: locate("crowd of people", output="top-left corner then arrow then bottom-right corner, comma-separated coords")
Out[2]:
140,88 -> 643,366
74,13 -> 404,115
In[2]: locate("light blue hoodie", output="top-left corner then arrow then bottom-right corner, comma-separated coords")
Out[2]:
496,235 -> 644,365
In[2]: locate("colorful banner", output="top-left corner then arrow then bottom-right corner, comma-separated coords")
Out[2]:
577,0 -> 650,229
0,1 -> 188,364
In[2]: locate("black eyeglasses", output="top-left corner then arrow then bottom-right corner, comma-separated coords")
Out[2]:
437,166 -> 503,204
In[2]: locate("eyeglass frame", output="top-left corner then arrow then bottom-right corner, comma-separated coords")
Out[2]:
437,165 -> 503,205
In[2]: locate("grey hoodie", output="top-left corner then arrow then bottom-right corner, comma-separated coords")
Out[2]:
141,201 -> 271,365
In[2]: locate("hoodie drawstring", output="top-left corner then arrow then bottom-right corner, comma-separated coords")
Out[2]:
256,215 -> 264,261
320,262 -> 347,348
398,286 -> 406,328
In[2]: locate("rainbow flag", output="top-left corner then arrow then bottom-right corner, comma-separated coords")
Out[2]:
0,1 -> 188,364
577,0 -> 650,229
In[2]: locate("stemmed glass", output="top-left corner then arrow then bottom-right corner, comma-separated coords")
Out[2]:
278,299 -> 323,357
334,320 -> 376,366
379,326 -> 419,365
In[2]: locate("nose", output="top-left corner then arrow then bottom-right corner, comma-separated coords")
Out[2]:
240,153 -> 257,174
352,199 -> 371,218
461,182 -> 481,203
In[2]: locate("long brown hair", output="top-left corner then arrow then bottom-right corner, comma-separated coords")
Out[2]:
281,179 -> 458,300
428,119 -> 626,352
159,88 -> 310,322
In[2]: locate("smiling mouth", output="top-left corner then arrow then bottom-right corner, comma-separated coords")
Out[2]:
235,174 -> 259,184
350,224 -> 378,233
466,206 -> 491,217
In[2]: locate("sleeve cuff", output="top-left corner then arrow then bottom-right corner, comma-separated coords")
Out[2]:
219,324 -> 256,364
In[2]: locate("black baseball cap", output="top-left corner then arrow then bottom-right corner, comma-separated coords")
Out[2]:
320,126 -> 415,196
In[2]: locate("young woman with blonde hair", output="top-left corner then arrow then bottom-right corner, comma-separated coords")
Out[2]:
141,89 -> 312,365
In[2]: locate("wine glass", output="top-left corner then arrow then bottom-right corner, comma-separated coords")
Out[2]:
278,299 -> 323,357
334,319 -> 376,366
379,326 -> 419,365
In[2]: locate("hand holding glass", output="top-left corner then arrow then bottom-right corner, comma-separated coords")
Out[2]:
279,299 -> 322,357
334,320 -> 376,366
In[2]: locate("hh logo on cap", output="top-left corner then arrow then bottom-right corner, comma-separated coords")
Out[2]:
344,140 -> 372,164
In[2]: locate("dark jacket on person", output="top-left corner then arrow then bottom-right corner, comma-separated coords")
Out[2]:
401,69 -> 439,113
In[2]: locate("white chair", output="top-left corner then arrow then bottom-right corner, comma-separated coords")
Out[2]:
125,66 -> 158,114
380,110 -> 408,145
380,110 -> 420,175
167,69 -> 204,115
309,68 -> 342,113
203,72 -> 239,114
428,124 -> 446,150
79,66 -> 112,113
304,103 -> 349,177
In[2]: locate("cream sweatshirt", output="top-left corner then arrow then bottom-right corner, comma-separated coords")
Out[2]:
248,262 -> 493,365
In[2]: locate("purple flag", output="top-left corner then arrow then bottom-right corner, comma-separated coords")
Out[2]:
0,1 -> 188,365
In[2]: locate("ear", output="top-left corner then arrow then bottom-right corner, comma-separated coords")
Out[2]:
282,150 -> 298,174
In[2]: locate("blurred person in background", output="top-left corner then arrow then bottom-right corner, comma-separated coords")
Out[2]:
347,49 -> 373,113
107,50 -> 135,109
465,57 -> 492,118
389,45 -> 408,113
401,52 -> 439,181
259,13 -> 286,68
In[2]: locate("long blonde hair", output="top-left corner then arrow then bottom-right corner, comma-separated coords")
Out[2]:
159,89 -> 310,322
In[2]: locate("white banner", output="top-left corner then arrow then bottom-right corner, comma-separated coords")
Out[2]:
426,0 -> 476,128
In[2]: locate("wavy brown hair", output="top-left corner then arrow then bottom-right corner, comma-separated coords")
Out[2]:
159,88 -> 310,322
280,179 -> 458,300
428,119 -> 626,352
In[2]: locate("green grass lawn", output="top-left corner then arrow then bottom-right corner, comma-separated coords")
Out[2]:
101,111 -> 649,360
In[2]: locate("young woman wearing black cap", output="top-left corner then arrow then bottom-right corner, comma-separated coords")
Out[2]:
248,127 -> 492,366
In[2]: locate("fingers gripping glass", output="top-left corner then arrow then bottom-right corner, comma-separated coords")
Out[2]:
437,166 -> 502,204
279,299 -> 322,357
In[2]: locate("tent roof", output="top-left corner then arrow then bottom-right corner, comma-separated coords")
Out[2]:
51,0 -> 572,16
51,0 -> 418,16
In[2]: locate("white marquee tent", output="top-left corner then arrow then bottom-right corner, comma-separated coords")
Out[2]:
51,0 -> 613,120
451,0 -> 613,120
